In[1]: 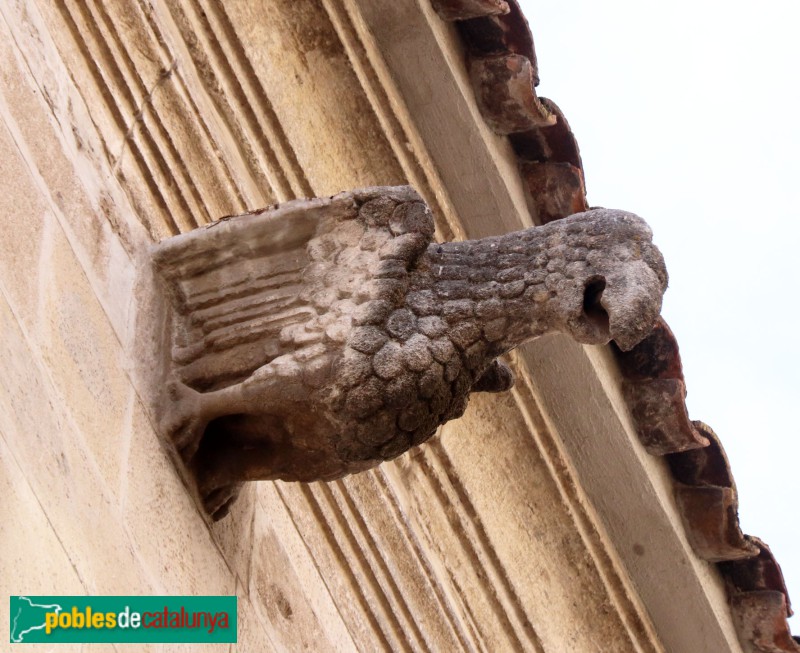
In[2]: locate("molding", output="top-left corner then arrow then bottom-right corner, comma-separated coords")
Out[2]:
320,0 -> 462,242
335,0 -> 536,239
526,338 -> 743,651
345,1 -> 745,651
2,0 -> 749,649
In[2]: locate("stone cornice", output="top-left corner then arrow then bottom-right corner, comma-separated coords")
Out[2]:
3,0 -> 782,650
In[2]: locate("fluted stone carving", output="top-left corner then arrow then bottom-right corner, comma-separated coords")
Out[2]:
153,186 -> 667,519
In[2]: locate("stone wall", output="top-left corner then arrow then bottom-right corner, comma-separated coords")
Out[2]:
0,1 -> 671,651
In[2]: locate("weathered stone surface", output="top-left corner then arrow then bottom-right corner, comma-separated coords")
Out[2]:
350,326 -> 389,354
403,334 -> 434,372
3,0 -> 753,649
418,315 -> 448,338
345,377 -> 386,419
386,308 -> 418,340
430,337 -> 457,364
154,186 -> 667,519
373,342 -> 405,379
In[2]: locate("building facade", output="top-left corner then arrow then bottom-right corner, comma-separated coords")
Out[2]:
0,0 -> 795,651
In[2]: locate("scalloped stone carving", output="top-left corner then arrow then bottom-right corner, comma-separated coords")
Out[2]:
152,185 -> 667,519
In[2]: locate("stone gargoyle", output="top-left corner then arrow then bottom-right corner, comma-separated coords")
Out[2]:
152,186 -> 667,519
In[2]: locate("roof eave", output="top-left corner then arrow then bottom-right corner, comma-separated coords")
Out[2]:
349,0 -> 797,650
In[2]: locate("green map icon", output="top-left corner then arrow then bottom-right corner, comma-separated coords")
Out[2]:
10,596 -> 64,643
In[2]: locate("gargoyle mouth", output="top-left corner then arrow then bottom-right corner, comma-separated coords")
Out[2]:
565,275 -> 612,345
594,261 -> 666,351
582,276 -> 610,334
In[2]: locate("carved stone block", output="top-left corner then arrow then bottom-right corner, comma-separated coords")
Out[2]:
152,186 -> 667,519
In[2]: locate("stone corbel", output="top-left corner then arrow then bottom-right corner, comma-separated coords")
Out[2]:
151,185 -> 667,519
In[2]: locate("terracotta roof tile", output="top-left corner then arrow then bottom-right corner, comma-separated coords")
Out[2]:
431,1 -> 798,650
430,0 -> 510,22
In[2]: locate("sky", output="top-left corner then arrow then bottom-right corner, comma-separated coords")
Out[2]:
520,0 -> 799,632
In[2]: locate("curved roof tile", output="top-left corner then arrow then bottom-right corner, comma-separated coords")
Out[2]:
430,2 -> 798,650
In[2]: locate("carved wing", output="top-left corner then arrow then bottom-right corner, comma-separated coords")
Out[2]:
152,186 -> 433,391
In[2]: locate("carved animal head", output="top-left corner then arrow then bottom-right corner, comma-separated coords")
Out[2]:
547,209 -> 668,351
425,207 -> 668,354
